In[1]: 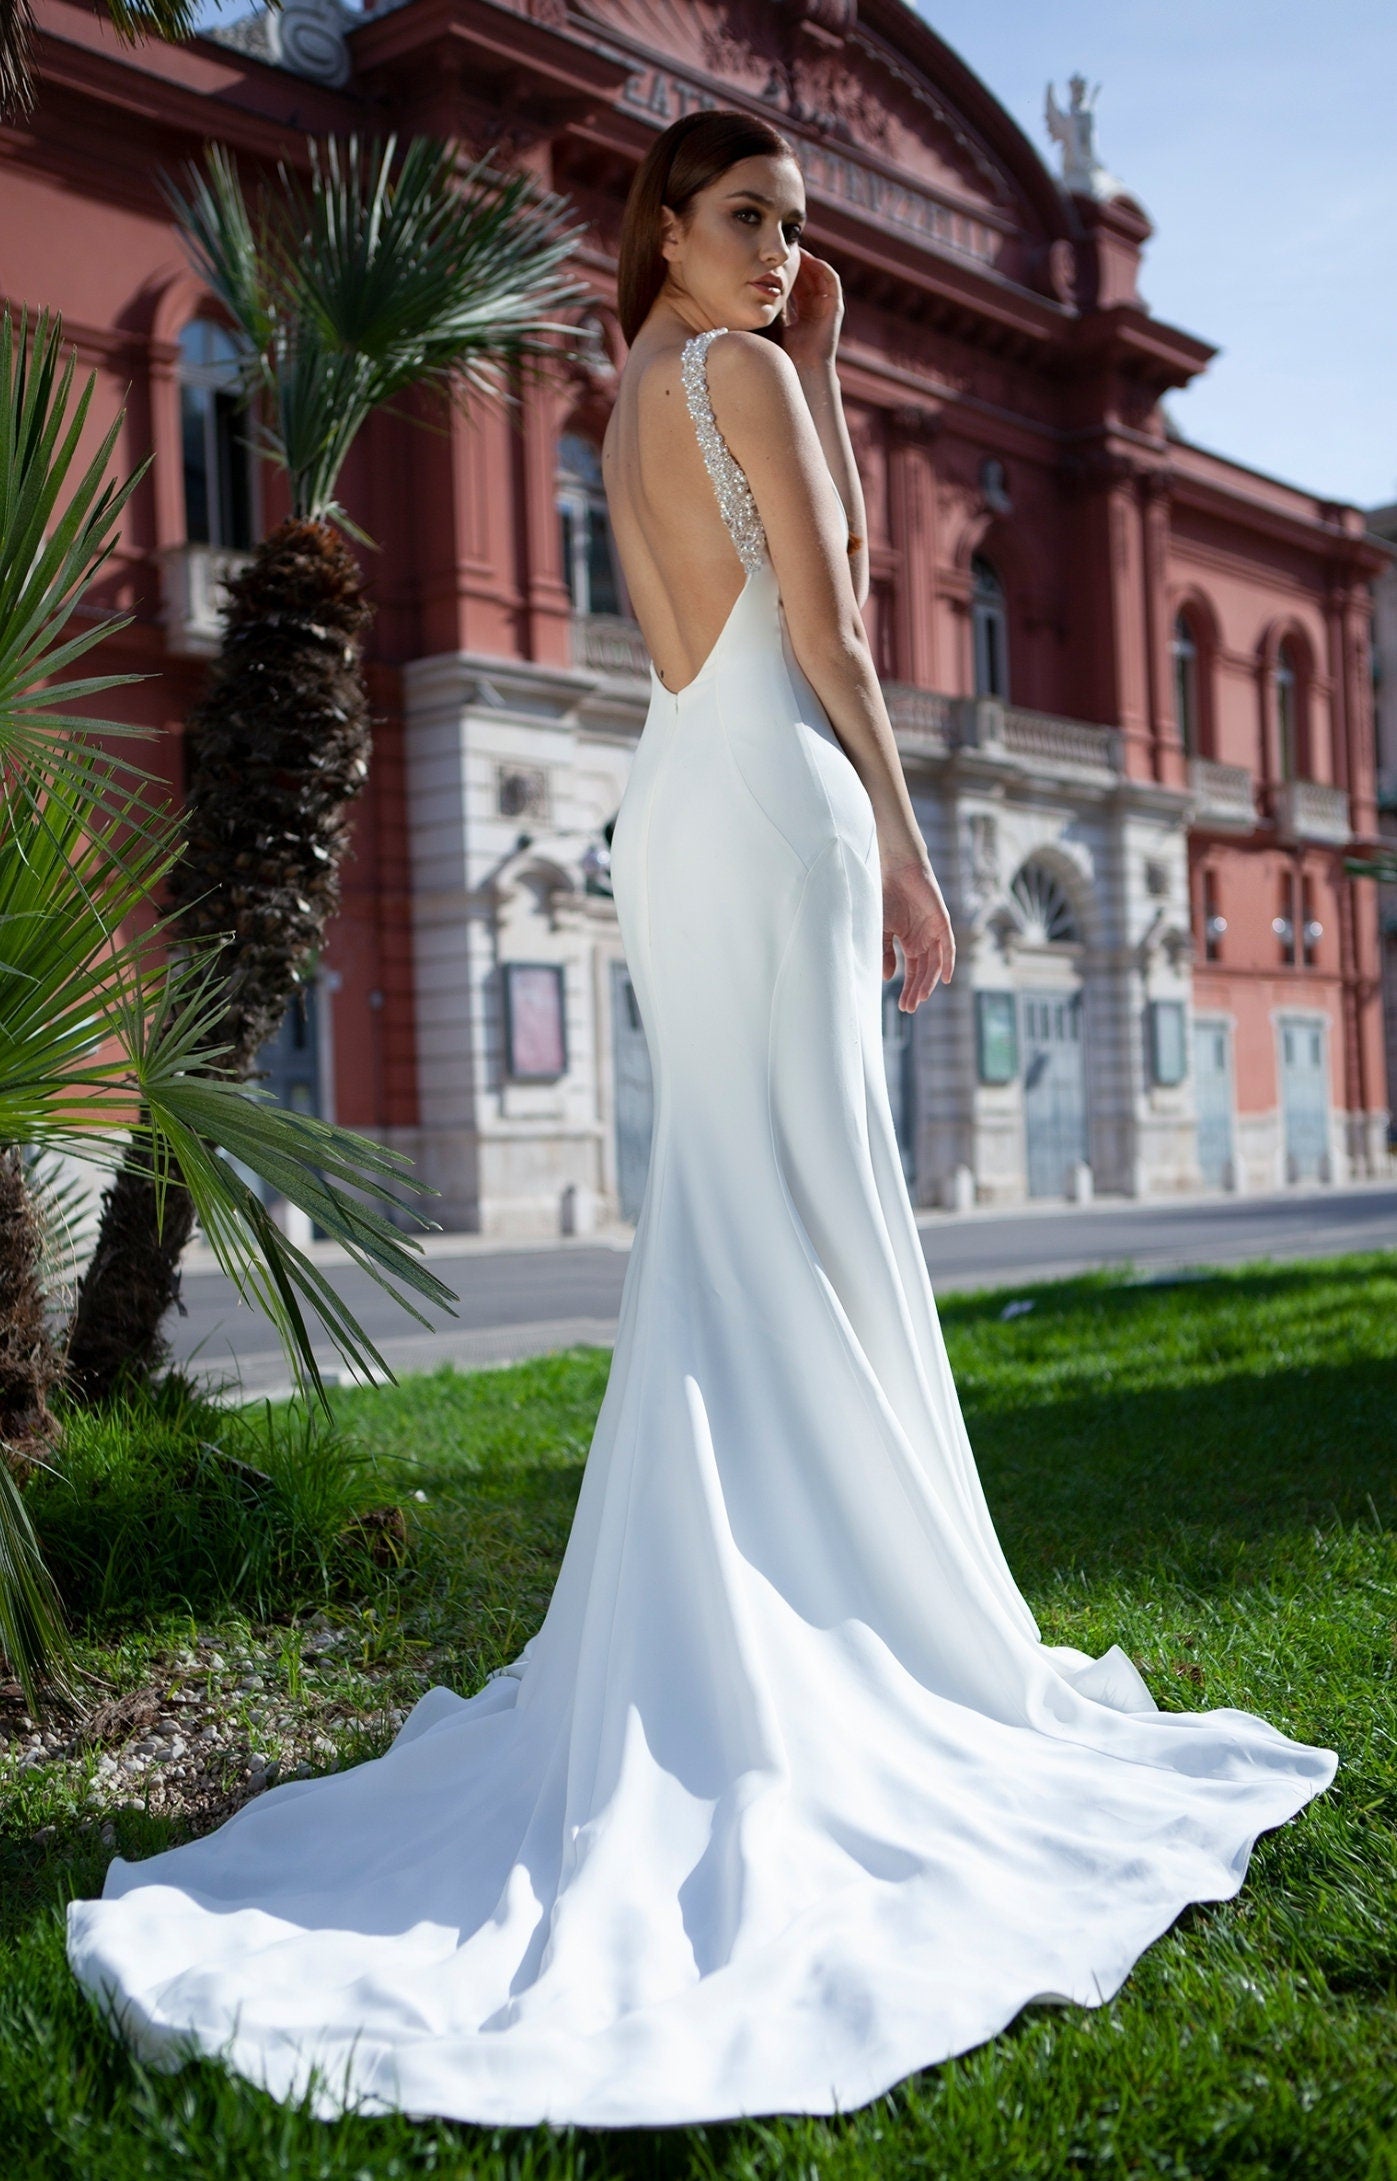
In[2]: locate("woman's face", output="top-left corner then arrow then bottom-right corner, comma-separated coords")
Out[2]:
659,152 -> 807,331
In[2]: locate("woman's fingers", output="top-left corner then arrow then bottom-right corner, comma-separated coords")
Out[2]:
880,844 -> 957,1011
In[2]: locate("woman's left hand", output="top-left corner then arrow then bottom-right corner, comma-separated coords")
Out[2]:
782,250 -> 843,373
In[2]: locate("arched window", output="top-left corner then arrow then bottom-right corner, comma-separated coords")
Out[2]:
179,319 -> 253,549
1275,638 -> 1299,779
1008,858 -> 1080,945
1172,610 -> 1200,756
557,431 -> 622,617
971,554 -> 1008,699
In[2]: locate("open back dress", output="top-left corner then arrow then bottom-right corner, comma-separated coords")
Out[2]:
66,326 -> 1338,2128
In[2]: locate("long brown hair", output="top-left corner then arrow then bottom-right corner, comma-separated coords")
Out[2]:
616,110 -> 798,346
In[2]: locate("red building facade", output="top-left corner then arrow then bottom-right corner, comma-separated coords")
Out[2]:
5,0 -> 1389,1234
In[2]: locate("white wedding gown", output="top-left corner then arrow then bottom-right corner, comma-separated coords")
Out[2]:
67,327 -> 1338,2129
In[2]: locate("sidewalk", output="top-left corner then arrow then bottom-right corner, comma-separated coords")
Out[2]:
185,1178 -> 1397,1406
181,1173 -> 1397,1279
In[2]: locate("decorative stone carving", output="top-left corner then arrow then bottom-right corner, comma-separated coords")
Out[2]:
273,0 -> 355,84
497,765 -> 551,822
1137,905 -> 1193,971
965,811 -> 1001,911
1045,75 -> 1127,202
209,0 -> 355,87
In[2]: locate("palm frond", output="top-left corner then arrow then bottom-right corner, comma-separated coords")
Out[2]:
2,0 -> 243,121
0,0 -> 36,117
0,305 -> 161,826
20,1150 -> 95,1313
161,132 -> 594,524
0,315 -> 459,1403
100,0 -> 201,43
0,770 -> 456,1395
0,1459 -> 74,1712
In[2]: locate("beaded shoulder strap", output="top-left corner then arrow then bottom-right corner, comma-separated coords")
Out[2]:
679,327 -> 768,576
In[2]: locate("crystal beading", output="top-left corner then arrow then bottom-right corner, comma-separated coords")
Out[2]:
679,327 -> 768,578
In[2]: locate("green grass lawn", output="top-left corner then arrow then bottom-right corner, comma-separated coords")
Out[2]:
3,1249 -> 1395,2179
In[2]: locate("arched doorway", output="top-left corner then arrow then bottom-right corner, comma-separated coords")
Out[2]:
1008,859 -> 1088,1198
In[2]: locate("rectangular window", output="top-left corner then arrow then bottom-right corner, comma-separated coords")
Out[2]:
214,390 -> 253,552
1201,867 -> 1223,963
586,512 -> 621,617
180,384 -> 212,545
1147,999 -> 1188,1087
1274,871 -> 1297,966
1300,873 -> 1319,968
975,990 -> 1018,1084
559,507 -> 577,604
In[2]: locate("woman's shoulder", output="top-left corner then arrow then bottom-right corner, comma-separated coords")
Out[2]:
701,328 -> 799,417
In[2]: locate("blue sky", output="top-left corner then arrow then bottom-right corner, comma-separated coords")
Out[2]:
917,0 -> 1396,511
191,0 -> 1394,512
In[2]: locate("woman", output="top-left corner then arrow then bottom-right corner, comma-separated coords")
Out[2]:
67,111 -> 1337,2131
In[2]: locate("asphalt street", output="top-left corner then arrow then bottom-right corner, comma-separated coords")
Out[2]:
167,1181 -> 1397,1402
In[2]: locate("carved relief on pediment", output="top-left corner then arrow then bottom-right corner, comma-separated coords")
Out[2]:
572,1 -> 1026,226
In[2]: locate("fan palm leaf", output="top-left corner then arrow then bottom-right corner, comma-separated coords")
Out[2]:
0,306 -> 156,822
0,307 -> 460,1703
161,132 -> 592,524
1,0 -> 205,125
76,130 -> 592,1390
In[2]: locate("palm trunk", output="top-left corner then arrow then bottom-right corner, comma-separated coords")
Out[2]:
66,517 -> 373,1402
64,1130 -> 198,1403
0,1146 -> 59,1475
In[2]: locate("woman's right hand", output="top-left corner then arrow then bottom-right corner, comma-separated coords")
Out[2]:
880,841 -> 955,1010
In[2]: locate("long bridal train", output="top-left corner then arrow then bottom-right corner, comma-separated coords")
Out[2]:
66,328 -> 1338,2128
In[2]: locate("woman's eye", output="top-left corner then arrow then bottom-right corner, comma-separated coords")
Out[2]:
734,208 -> 802,240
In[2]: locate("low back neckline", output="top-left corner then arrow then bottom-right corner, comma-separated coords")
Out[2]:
679,327 -> 768,581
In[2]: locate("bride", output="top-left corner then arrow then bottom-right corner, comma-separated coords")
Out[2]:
67,110 -> 1338,2130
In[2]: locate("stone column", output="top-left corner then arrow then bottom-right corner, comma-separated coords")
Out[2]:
1062,447 -> 1152,778
518,377 -> 578,671
1139,468 -> 1182,789
887,407 -> 940,690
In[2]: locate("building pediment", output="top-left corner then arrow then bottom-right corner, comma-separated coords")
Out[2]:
573,0 -> 1070,293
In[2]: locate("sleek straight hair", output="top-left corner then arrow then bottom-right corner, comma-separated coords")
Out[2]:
616,109 -> 798,346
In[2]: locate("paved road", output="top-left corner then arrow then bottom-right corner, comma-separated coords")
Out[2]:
169,1181 -> 1397,1401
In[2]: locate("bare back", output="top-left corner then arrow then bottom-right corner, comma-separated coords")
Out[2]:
602,339 -> 758,696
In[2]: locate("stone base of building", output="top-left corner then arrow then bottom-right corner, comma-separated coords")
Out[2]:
386,1125 -> 619,1240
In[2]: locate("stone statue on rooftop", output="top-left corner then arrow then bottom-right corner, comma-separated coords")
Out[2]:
1045,74 -> 1127,201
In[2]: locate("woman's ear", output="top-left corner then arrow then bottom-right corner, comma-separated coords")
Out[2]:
658,205 -> 682,264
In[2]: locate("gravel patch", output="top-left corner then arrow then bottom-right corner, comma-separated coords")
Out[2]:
0,1612 -> 421,1836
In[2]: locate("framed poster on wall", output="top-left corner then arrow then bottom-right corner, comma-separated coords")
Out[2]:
503,962 -> 567,1081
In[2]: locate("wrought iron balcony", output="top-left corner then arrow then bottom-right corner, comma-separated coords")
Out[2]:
1187,757 -> 1258,832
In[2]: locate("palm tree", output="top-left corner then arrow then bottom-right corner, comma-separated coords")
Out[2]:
0,0 -> 213,120
0,303 -> 459,1703
68,133 -> 590,1398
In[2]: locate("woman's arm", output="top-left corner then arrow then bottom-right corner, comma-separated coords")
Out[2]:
705,330 -> 955,1011
794,358 -> 870,610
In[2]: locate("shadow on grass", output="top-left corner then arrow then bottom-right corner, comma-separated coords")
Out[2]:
970,1351 -> 1396,1586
